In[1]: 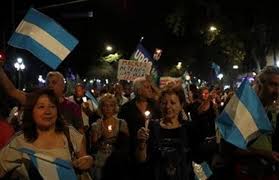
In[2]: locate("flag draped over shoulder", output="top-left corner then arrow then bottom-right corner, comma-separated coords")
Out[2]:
8,8 -> 79,69
17,147 -> 77,180
216,79 -> 272,149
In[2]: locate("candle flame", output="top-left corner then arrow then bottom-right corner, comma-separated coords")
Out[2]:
144,110 -> 151,118
108,125 -> 112,131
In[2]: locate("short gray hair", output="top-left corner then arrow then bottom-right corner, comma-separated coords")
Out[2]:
46,71 -> 64,84
133,77 -> 147,96
257,66 -> 279,84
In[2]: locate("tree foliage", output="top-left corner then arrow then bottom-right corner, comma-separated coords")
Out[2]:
164,0 -> 279,75
103,53 -> 122,63
86,60 -> 117,81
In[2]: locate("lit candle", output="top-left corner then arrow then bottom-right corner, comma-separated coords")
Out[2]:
187,112 -> 192,121
144,110 -> 151,129
82,97 -> 87,102
108,125 -> 112,132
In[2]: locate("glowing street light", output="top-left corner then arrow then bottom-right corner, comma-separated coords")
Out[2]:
176,62 -> 182,70
14,58 -> 25,71
276,61 -> 279,67
17,57 -> 23,63
106,45 -> 113,52
38,75 -> 46,83
217,73 -> 224,80
209,26 -> 217,32
14,57 -> 25,89
233,65 -> 239,69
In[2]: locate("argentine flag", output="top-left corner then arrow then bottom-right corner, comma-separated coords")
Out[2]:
8,8 -> 79,69
17,147 -> 77,180
193,161 -> 212,180
216,79 -> 272,149
85,90 -> 99,110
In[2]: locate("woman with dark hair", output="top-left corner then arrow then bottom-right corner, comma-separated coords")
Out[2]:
136,88 -> 200,180
0,89 -> 94,179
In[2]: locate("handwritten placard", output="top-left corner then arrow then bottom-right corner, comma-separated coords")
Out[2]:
117,59 -> 152,81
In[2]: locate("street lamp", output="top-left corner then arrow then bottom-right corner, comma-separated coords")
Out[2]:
176,62 -> 182,70
217,73 -> 224,80
106,45 -> 113,52
209,25 -> 217,32
14,57 -> 25,89
233,65 -> 239,69
38,75 -> 46,83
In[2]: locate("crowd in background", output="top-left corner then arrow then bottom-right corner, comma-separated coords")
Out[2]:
0,65 -> 278,180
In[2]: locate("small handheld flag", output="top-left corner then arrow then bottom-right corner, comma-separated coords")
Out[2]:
15,147 -> 77,180
216,79 -> 272,149
192,161 -> 213,180
8,8 -> 79,69
85,90 -> 99,110
211,62 -> 220,77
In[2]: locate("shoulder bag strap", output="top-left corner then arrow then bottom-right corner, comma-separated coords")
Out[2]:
64,127 -> 76,159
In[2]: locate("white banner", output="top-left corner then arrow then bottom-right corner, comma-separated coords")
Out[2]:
160,76 -> 181,88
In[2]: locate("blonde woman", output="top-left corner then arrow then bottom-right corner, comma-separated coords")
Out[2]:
91,93 -> 129,180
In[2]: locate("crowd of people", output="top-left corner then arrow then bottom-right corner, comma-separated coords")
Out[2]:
0,63 -> 278,180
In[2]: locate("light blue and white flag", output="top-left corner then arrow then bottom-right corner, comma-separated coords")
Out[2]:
85,90 -> 99,109
216,79 -> 272,149
193,161 -> 213,180
8,8 -> 79,69
17,147 -> 77,180
211,62 -> 220,77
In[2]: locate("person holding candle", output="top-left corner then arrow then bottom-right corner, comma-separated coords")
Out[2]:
136,88 -> 200,180
91,93 -> 129,180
